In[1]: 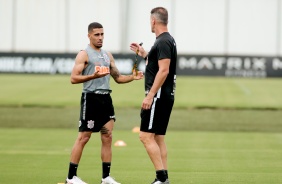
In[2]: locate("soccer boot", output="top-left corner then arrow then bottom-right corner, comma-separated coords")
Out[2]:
151,178 -> 169,184
151,180 -> 164,184
164,179 -> 170,184
65,176 -> 87,184
101,176 -> 121,184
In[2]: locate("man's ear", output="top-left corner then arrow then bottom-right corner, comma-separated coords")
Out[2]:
151,18 -> 155,25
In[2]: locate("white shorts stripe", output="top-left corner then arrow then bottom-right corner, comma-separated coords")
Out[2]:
148,97 -> 157,130
82,93 -> 87,120
156,87 -> 161,98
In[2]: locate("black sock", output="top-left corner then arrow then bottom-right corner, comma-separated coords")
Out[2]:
67,162 -> 78,179
156,170 -> 166,182
164,170 -> 168,179
102,162 -> 111,179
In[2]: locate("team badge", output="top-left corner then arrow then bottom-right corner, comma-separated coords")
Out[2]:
87,120 -> 95,129
103,54 -> 110,63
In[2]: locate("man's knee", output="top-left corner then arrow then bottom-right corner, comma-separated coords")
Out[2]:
77,135 -> 91,145
101,131 -> 112,144
139,132 -> 152,145
155,135 -> 165,144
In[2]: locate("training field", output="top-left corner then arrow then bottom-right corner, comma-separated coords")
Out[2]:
0,74 -> 282,183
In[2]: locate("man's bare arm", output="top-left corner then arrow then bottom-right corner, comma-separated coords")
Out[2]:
108,52 -> 143,83
141,58 -> 170,110
147,58 -> 170,98
70,50 -> 109,84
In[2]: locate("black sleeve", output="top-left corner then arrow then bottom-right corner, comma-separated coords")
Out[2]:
157,39 -> 172,60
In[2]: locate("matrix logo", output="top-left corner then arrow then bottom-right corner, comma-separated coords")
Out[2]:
179,57 -> 267,70
177,55 -> 282,77
273,58 -> 282,70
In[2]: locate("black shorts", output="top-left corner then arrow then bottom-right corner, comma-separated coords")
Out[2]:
140,98 -> 174,135
79,93 -> 115,132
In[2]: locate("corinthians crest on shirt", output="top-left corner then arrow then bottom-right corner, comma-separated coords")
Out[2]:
98,54 -> 110,63
101,53 -> 110,63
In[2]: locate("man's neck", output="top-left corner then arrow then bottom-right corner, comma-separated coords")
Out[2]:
155,25 -> 168,37
89,44 -> 101,52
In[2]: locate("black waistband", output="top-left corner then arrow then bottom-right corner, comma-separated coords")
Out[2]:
84,89 -> 112,95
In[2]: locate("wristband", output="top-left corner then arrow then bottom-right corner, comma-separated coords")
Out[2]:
144,55 -> 148,60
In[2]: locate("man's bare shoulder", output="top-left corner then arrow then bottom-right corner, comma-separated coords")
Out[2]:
76,50 -> 88,62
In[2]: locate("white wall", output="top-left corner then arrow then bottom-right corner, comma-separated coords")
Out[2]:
228,0 -> 278,56
0,0 -> 13,51
14,0 -> 66,52
0,0 -> 281,56
279,0 -> 282,54
68,0 -> 122,53
174,0 -> 226,55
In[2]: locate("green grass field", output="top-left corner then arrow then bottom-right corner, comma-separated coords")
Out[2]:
0,74 -> 282,183
1,129 -> 282,184
1,74 -> 282,109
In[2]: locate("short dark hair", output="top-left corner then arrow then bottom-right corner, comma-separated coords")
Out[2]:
88,22 -> 103,32
151,7 -> 168,25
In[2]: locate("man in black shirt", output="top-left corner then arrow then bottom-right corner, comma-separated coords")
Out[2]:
130,7 -> 177,184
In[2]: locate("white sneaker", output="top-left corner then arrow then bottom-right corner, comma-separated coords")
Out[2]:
164,179 -> 170,184
151,178 -> 169,184
66,176 -> 87,184
151,180 -> 163,184
101,176 -> 121,184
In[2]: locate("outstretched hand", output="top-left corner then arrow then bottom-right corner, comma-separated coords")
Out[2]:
132,69 -> 144,80
92,70 -> 110,79
130,43 -> 146,57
